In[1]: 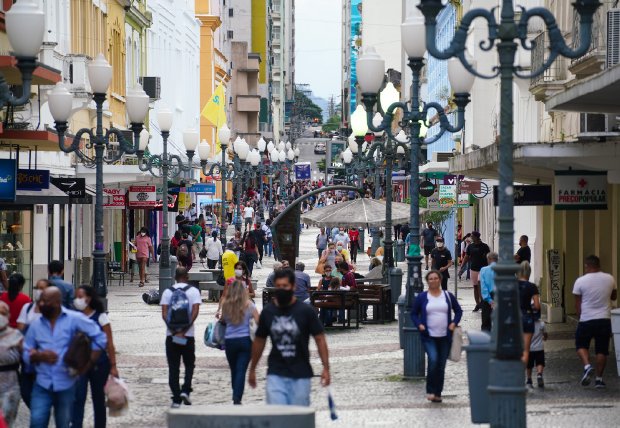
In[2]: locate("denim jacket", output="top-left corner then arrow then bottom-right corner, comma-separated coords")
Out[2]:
411,290 -> 463,337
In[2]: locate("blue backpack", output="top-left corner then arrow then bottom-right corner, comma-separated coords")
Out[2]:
166,285 -> 193,333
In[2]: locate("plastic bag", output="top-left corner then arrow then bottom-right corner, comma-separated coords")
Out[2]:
104,376 -> 130,417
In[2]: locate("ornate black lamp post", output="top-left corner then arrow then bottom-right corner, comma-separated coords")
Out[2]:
49,54 -> 150,303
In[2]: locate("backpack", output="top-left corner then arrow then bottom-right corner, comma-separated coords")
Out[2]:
177,243 -> 189,258
166,285 -> 193,333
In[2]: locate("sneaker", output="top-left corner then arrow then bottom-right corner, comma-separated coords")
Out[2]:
180,392 -> 192,405
595,379 -> 606,389
472,304 -> 481,313
171,402 -> 181,409
537,374 -> 544,388
526,379 -> 533,388
580,366 -> 594,386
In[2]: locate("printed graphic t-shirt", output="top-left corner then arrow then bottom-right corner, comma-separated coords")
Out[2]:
255,300 -> 325,378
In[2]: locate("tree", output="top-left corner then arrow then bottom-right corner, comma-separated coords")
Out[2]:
322,115 -> 341,133
417,196 -> 453,238
294,86 -> 323,122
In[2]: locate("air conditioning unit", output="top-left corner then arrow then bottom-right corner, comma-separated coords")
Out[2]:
139,76 -> 161,100
432,152 -> 454,162
608,9 -> 620,68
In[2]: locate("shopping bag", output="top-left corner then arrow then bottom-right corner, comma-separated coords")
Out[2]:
449,326 -> 463,362
204,320 -> 226,350
327,386 -> 338,421
104,376 -> 130,417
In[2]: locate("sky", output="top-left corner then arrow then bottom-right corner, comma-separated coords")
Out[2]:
295,0 -> 342,101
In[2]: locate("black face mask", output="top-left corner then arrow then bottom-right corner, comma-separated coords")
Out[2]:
39,304 -> 57,319
274,288 -> 294,306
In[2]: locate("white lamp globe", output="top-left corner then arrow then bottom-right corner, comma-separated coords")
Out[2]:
218,124 -> 231,144
448,53 -> 476,94
362,142 -> 368,153
372,112 -> 384,136
233,136 -> 242,153
278,142 -> 285,151
257,137 -> 267,152
267,141 -> 275,153
139,129 -> 150,151
250,150 -> 260,166
197,139 -> 211,161
342,148 -> 353,164
348,135 -> 359,154
237,139 -> 250,160
271,150 -> 280,163
5,0 -> 45,58
48,83 -> 74,122
380,82 -> 400,113
278,150 -> 286,162
87,53 -> 113,94
183,129 -> 199,152
401,14 -> 426,59
126,84 -> 150,124
294,147 -> 300,157
356,46 -> 385,94
287,148 -> 295,161
286,141 -> 292,150
397,145 -> 405,155
157,105 -> 174,132
396,130 -> 409,143
351,104 -> 368,137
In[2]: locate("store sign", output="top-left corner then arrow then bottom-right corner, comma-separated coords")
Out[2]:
178,193 -> 191,210
426,192 -> 443,211
186,183 -> 216,194
554,170 -> 607,210
295,162 -> 311,180
438,185 -> 457,208
493,185 -> 552,206
0,159 -> 17,201
51,177 -> 86,198
419,180 -> 435,198
17,169 -> 49,190
128,185 -> 156,208
547,249 -> 563,308
103,188 -> 125,209
459,180 -> 482,194
457,193 -> 471,208
154,192 -> 179,212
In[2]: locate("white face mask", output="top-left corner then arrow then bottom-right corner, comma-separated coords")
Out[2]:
234,269 -> 243,277
73,298 -> 88,311
437,242 -> 444,248
140,232 -> 146,237
33,289 -> 43,302
0,314 -> 8,330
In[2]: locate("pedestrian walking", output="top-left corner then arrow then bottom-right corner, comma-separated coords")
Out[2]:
71,286 -> 119,428
47,260 -> 75,308
160,268 -> 201,408
266,262 -> 283,289
460,231 -> 490,312
458,233 -> 472,280
479,252 -> 498,332
23,287 -> 107,428
316,227 -> 328,260
222,261 -> 255,301
0,273 -> 31,328
0,300 -> 22,427
204,231 -> 223,269
517,261 -> 540,365
421,222 -> 439,270
190,219 -> 204,258
573,255 -> 617,388
411,270 -> 463,403
220,280 -> 260,405
321,242 -> 338,271
262,219 -> 273,257
429,238 -> 453,291
241,231 -> 259,276
243,202 -> 255,232
514,234 -> 531,264
348,227 -> 360,263
176,233 -> 194,271
252,224 -> 266,267
248,269 -> 331,406
128,238 -> 138,282
135,227 -> 155,287
222,242 -> 240,282
526,319 -> 547,389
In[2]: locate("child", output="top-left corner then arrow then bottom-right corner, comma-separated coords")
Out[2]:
328,277 -> 341,290
318,266 -> 333,290
527,319 -> 547,388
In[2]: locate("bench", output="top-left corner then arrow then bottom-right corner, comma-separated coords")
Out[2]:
107,261 -> 126,287
357,284 -> 391,324
310,291 -> 359,329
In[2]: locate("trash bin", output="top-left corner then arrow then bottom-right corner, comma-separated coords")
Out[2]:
465,330 -> 492,424
612,308 -> 620,376
388,267 -> 403,306
394,239 -> 405,262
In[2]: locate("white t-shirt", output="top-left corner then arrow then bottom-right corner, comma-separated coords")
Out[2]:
205,237 -> 223,260
573,271 -> 617,322
17,302 -> 41,326
426,292 -> 449,337
160,283 -> 201,336
243,206 -> 254,219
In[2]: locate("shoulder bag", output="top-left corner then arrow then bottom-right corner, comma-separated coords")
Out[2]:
445,291 -> 463,362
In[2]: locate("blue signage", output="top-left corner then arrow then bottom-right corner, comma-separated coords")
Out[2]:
17,169 -> 50,191
0,159 -> 17,201
187,183 -> 216,194
295,163 -> 311,180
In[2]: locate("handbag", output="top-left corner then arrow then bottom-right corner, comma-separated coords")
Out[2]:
449,326 -> 463,362
204,320 -> 226,350
315,258 -> 325,275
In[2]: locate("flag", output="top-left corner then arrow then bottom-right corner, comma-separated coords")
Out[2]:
201,83 -> 227,153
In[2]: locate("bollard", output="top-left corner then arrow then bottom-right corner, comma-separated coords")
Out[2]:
394,239 -> 405,262
464,330 -> 492,424
397,294 -> 406,348
403,326 -> 425,378
388,267 -> 403,305
170,256 -> 178,276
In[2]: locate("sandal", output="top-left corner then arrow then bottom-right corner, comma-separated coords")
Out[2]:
426,394 -> 435,402
431,397 -> 443,403
139,282 -> 144,287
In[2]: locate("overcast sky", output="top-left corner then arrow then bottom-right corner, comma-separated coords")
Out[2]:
295,0 -> 342,101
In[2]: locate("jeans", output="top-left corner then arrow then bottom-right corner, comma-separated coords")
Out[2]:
165,336 -> 196,403
245,253 -> 257,276
224,337 -> 252,403
266,375 -> 312,406
264,237 -> 273,257
421,335 -> 451,397
458,260 -> 470,279
30,382 -> 76,428
72,354 -> 110,428
258,242 -> 264,263
481,301 -> 493,332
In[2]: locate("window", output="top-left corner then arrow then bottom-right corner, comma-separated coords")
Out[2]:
227,30 -> 234,39
228,8 -> 233,17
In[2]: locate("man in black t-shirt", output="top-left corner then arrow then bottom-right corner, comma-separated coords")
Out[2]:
515,235 -> 531,264
462,231 -> 491,312
421,222 -> 439,270
249,269 -> 330,406
430,238 -> 453,291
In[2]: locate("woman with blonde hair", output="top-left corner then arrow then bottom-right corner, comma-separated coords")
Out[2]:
221,280 -> 259,405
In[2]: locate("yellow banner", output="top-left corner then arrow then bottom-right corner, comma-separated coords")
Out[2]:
201,83 -> 227,154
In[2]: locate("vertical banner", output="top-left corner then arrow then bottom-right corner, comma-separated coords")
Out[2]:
546,249 -> 564,323
350,0 -> 363,115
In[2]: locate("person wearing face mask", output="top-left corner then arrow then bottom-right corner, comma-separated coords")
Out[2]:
71,286 -> 119,428
0,273 -> 31,328
430,238 -> 453,291
136,227 -> 155,287
248,269 -> 331,406
218,262 -> 256,318
0,300 -> 23,427
23,287 -> 107,428
335,243 -> 351,264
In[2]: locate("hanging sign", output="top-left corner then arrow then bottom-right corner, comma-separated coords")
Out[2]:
459,180 -> 482,194
493,185 -> 552,206
457,193 -> 471,208
128,185 -> 156,208
419,180 -> 435,198
51,177 -> 86,198
443,175 -> 465,185
295,162 -> 312,180
103,187 -> 125,209
154,192 -> 179,212
178,192 -> 191,210
0,159 -> 17,201
554,170 -> 607,210
438,184 -> 457,208
426,192 -> 445,211
17,169 -> 49,190
187,183 -> 216,194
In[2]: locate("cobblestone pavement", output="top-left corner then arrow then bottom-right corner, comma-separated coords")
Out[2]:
14,226 -> 620,427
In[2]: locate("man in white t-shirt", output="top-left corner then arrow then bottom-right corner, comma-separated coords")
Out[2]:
243,203 -> 255,232
160,267 -> 201,408
572,255 -> 617,388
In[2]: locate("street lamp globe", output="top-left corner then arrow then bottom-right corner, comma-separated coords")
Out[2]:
218,123 -> 231,144
183,129 -> 199,152
233,136 -> 242,154
250,150 -> 261,166
126,84 -> 150,124
287,148 -> 295,161
257,137 -> 267,152
395,130 -> 409,143
139,129 -> 150,152
87,54 -> 113,94
285,141 -> 292,150
5,0 -> 45,58
397,145 -> 405,155
278,149 -> 286,162
237,139 -> 250,160
267,141 -> 275,153
342,148 -> 353,164
294,147 -> 300,157
270,150 -> 280,163
48,83 -> 73,122
351,104 -> 368,137
197,139 -> 211,161
372,112 -> 384,137
348,134 -> 359,153
380,82 -> 400,113
356,46 -> 385,94
448,54 -> 476,94
278,142 -> 285,152
401,13 -> 426,59
157,105 -> 174,132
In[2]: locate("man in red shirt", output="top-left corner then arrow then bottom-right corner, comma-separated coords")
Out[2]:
348,228 -> 360,263
337,261 -> 357,290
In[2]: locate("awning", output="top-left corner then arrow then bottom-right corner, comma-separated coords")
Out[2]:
0,56 -> 62,86
546,64 -> 620,114
196,196 -> 222,204
0,128 -> 66,151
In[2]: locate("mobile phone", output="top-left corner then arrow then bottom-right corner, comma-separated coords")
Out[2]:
172,336 -> 188,345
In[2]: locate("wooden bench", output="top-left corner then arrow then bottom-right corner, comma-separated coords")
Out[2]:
310,291 -> 359,329
357,284 -> 391,324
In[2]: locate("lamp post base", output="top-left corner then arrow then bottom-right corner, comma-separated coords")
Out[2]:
488,358 -> 527,428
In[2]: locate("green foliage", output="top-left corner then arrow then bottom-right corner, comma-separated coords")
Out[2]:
295,90 -> 323,122
322,115 -> 341,132
316,159 -> 326,171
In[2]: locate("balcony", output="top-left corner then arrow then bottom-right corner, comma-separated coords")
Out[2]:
569,9 -> 607,79
529,32 -> 567,102
236,95 -> 260,112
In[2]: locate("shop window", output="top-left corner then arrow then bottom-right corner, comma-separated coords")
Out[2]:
0,209 -> 32,293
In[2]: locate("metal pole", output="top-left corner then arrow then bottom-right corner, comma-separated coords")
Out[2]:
383,140 -> 394,270
258,163 -> 265,224
220,142 -> 228,246
92,93 -> 107,304
158,131 -> 173,295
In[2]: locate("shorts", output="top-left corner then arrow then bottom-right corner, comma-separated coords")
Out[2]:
424,246 -> 434,256
522,313 -> 536,334
575,318 -> 612,355
245,217 -> 253,225
527,350 -> 545,369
